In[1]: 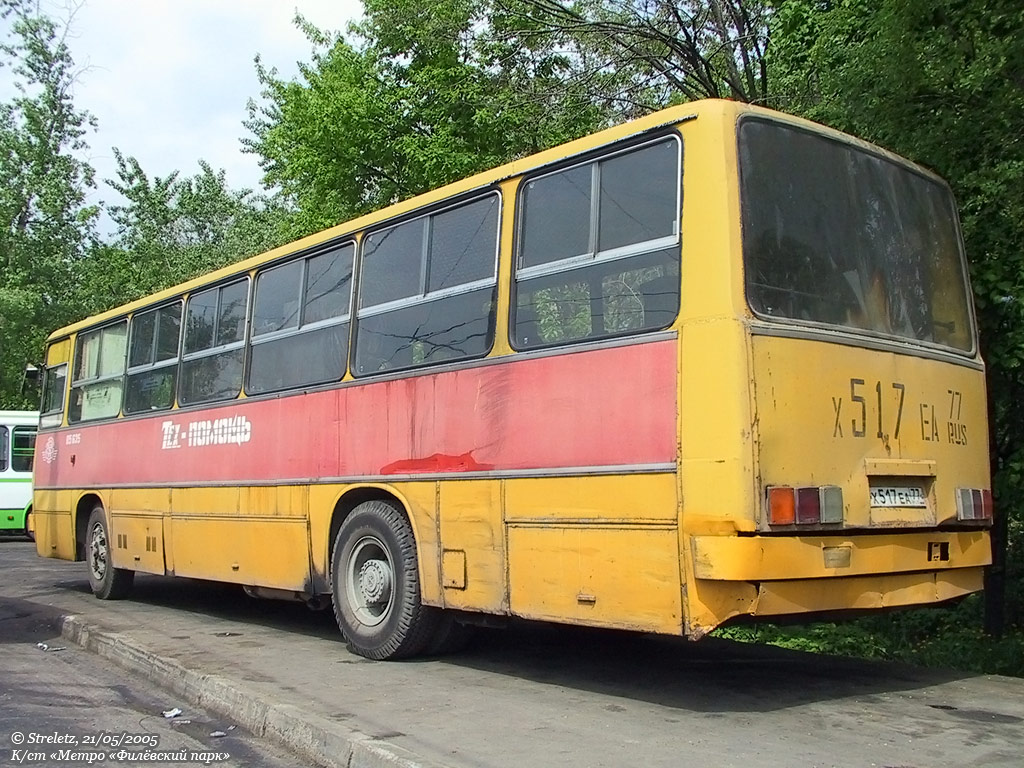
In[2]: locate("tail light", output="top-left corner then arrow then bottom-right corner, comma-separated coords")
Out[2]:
768,487 -> 795,525
796,487 -> 821,524
956,488 -> 993,521
767,486 -> 843,526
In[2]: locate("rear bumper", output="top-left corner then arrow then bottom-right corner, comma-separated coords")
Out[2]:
751,567 -> 984,617
684,530 -> 990,633
690,530 -> 991,581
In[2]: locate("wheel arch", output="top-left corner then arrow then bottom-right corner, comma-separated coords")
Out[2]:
74,492 -> 104,561
326,484 -> 431,592
20,500 -> 34,541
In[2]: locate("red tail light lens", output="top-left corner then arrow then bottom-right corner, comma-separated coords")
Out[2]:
796,487 -> 821,524
768,487 -> 795,525
981,490 -> 993,520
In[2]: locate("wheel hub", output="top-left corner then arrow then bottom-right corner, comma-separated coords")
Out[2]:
358,559 -> 391,605
89,524 -> 107,581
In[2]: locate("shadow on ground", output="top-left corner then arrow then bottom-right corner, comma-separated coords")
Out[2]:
446,620 -> 976,714
0,595 -> 67,644
13,539 -> 978,715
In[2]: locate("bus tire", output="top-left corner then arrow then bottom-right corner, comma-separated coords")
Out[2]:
331,500 -> 438,660
86,506 -> 134,600
24,509 -> 34,542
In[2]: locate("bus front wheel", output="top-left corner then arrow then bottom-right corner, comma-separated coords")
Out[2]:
86,507 -> 134,600
24,509 -> 34,542
331,500 -> 438,660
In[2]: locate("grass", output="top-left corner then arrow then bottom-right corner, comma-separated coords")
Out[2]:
713,594 -> 1024,677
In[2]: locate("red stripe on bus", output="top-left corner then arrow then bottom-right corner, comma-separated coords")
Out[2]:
34,340 -> 677,488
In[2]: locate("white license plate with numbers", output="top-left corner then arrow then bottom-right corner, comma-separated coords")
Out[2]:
869,486 -> 927,508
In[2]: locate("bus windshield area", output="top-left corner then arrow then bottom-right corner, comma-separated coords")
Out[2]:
739,118 -> 974,353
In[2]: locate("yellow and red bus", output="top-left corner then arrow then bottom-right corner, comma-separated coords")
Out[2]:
33,100 -> 992,659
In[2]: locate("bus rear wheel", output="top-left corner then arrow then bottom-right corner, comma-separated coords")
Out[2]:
86,506 -> 134,600
24,509 -> 34,542
331,500 -> 438,660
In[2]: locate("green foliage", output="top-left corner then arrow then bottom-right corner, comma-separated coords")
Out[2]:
79,151 -> 290,315
505,0 -> 772,107
243,0 -> 612,236
0,0 -> 98,406
716,596 -> 1024,677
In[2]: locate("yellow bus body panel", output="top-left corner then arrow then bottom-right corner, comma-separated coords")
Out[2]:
675,111 -> 758,535
33,489 -> 75,561
504,474 -> 679,524
754,567 -> 984,616
108,488 -> 168,575
508,524 -> 682,633
438,479 -> 506,612
749,336 -> 989,526
505,473 -> 682,632
167,486 -> 310,590
45,339 -> 71,367
691,531 -> 990,581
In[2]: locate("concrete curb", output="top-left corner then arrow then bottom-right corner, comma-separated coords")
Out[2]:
60,615 -> 445,768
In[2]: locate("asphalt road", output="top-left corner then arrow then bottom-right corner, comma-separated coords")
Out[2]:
2,538 -> 1023,768
0,545 -> 301,768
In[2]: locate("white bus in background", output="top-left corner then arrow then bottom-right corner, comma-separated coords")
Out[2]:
0,410 -> 38,540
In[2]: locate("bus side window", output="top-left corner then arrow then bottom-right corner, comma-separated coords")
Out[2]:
513,137 -> 681,350
124,302 -> 182,414
69,321 -> 128,423
11,426 -> 36,472
606,263 -> 680,333
515,256 -> 679,348
179,280 -> 249,405
0,426 -> 8,472
353,195 -> 500,376
516,278 -> 592,346
40,362 -> 68,428
247,244 -> 353,395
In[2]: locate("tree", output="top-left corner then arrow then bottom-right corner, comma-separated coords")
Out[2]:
244,0 -> 612,236
80,151 -> 290,314
501,0 -> 772,108
0,0 -> 98,406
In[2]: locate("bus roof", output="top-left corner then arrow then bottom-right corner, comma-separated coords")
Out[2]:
45,98 -> 935,342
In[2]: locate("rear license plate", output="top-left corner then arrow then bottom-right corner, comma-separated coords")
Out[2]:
869,486 -> 927,508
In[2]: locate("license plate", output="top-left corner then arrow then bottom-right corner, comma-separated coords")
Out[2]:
869,486 -> 927,508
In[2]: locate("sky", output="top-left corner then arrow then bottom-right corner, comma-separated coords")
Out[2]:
16,0 -> 364,224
